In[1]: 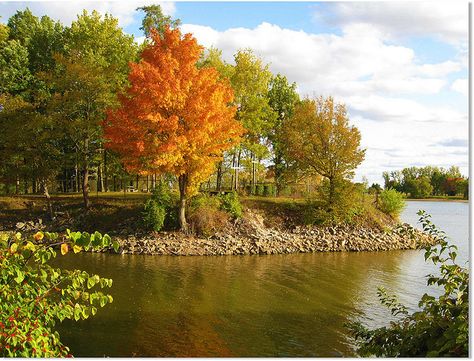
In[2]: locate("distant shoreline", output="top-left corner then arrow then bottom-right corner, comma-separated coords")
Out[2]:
405,198 -> 468,203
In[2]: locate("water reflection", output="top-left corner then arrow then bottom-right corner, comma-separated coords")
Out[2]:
56,251 -> 408,356
53,201 -> 468,357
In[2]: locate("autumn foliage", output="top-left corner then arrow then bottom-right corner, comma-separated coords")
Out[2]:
103,27 -> 243,231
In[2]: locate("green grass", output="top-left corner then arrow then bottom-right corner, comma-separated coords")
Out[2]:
405,195 -> 467,202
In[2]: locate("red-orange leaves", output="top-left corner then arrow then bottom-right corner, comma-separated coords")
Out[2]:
104,27 -> 243,196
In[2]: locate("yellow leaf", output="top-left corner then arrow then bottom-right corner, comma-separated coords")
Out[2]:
24,241 -> 36,251
33,231 -> 44,241
73,245 -> 82,254
15,232 -> 22,240
61,243 -> 69,255
10,243 -> 18,253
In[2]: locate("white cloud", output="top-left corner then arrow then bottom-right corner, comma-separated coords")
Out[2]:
0,1 -> 176,27
181,22 -> 462,98
134,35 -> 146,45
181,20 -> 468,184
316,2 -> 468,46
418,61 -> 462,77
451,78 -> 468,97
346,95 -> 467,124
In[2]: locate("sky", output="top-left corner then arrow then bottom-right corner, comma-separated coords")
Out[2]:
0,1 -> 469,185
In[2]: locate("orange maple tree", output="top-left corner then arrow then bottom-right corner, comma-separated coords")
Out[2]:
103,27 -> 243,232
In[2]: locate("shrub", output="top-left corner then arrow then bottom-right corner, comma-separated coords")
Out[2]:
0,230 -> 117,357
347,210 -> 468,357
256,184 -> 264,196
188,206 -> 229,237
142,199 -> 166,231
143,181 -> 179,231
188,193 -> 233,236
219,191 -> 242,218
190,193 -> 221,210
378,189 -> 405,218
263,184 -> 275,197
306,179 -> 366,225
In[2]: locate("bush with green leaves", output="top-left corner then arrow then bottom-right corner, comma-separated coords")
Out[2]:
0,229 -> 119,357
219,191 -> 242,218
378,188 -> 405,218
143,181 -> 179,231
306,179 -> 366,225
142,199 -> 166,232
347,210 -> 468,357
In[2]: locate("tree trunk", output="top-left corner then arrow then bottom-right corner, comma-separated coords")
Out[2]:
274,151 -> 283,196
216,161 -> 223,191
15,175 -> 19,194
136,174 -> 139,190
82,139 -> 90,211
230,153 -> 236,191
41,179 -> 53,220
103,150 -> 108,192
178,174 -> 188,233
236,148 -> 242,191
64,168 -> 68,193
97,163 -> 102,192
75,148 -> 79,193
328,177 -> 335,210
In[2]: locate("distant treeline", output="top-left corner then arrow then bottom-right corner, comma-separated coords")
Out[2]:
382,166 -> 468,199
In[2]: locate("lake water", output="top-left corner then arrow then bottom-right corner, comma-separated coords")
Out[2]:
54,200 -> 469,357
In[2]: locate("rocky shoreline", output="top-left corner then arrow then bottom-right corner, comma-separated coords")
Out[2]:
110,210 -> 435,256
12,211 -> 437,256
111,224 -> 434,256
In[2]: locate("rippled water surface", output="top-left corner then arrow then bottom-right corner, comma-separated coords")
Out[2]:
54,200 -> 469,357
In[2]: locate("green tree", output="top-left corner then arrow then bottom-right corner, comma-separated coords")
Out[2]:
0,39 -> 32,96
405,176 -> 433,198
267,73 -> 299,195
27,15 -> 65,74
430,167 -> 447,196
230,49 -> 277,191
199,47 -> 234,79
0,93 -> 62,215
137,4 -> 181,38
43,10 -> 137,209
282,96 -> 365,209
6,8 -> 39,46
0,22 -> 9,43
458,178 -> 469,199
45,54 -> 114,210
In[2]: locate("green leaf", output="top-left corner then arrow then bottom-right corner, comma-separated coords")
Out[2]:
103,234 -> 112,247
112,240 -> 120,253
87,277 -> 96,289
14,269 -> 25,283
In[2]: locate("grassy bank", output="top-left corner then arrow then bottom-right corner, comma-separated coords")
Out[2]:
405,196 -> 468,202
1,191 -> 396,235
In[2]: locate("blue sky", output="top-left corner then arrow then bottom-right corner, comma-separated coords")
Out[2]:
0,1 -> 469,184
